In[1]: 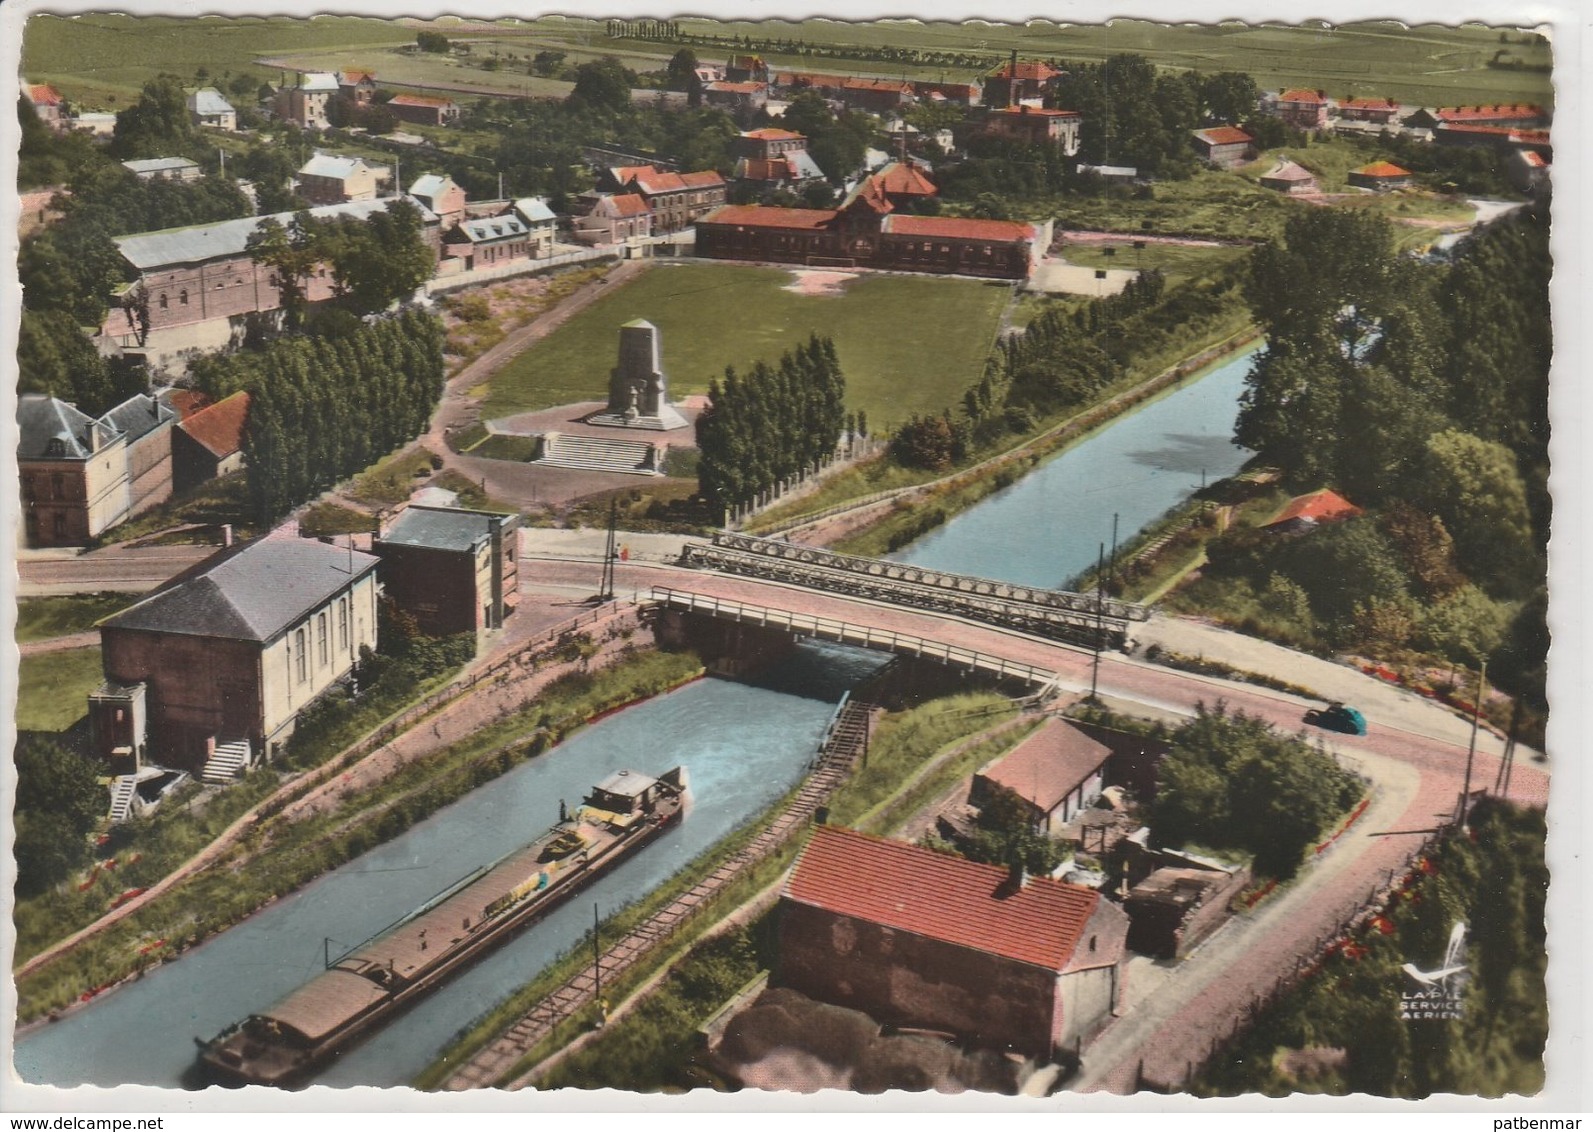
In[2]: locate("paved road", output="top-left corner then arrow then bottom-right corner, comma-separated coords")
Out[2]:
16,544 -> 220,597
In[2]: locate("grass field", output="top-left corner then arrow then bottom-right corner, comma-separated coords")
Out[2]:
23,14 -> 1551,114
480,263 -> 1013,432
15,594 -> 135,643
17,648 -> 102,733
1056,240 -> 1250,283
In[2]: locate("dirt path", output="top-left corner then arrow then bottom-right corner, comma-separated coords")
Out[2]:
17,631 -> 100,656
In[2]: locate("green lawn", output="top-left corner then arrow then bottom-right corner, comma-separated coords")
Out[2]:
15,594 -> 136,643
1056,240 -> 1250,284
17,648 -> 103,733
481,263 -> 1013,434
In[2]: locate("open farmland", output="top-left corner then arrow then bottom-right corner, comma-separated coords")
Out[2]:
480,263 -> 1013,432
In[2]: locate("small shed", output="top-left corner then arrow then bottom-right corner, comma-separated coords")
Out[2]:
1263,488 -> 1363,534
1125,862 -> 1249,959
1259,159 -> 1319,194
1191,126 -> 1254,168
972,718 -> 1112,835
1348,161 -> 1414,191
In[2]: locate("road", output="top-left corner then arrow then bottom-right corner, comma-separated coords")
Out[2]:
16,544 -> 220,597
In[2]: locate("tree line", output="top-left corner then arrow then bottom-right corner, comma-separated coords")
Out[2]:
188,309 -> 446,523
1212,206 -> 1549,704
695,334 -> 847,511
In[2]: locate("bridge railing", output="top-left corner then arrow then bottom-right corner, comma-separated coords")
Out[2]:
648,587 -> 1061,689
702,531 -> 1151,622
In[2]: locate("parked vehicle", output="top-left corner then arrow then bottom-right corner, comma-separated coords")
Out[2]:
1305,701 -> 1367,736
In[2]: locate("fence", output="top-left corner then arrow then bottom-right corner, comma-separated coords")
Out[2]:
424,247 -> 619,295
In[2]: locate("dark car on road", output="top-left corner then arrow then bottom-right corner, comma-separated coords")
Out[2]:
1305,701 -> 1367,736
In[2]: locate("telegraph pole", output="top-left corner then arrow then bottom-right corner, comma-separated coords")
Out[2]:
1457,658 -> 1487,829
599,498 -> 618,602
1089,542 -> 1105,701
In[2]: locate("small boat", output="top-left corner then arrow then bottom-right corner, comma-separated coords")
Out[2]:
196,767 -> 687,1087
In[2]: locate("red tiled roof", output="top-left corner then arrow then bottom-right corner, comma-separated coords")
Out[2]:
701,204 -> 835,231
340,70 -> 376,83
735,157 -> 800,182
1519,150 -> 1548,168
1337,97 -> 1398,111
914,81 -> 979,99
680,170 -> 726,189
742,127 -> 805,141
992,106 -> 1080,119
1266,488 -> 1363,527
630,168 -> 726,195
1434,103 -> 1545,123
390,94 -> 454,108
609,164 -> 657,184
163,389 -> 212,420
1438,124 -> 1551,144
178,391 -> 250,459
27,84 -> 63,106
706,81 -> 765,94
885,214 -> 1034,243
1194,126 -> 1253,146
604,193 -> 652,218
1279,89 -> 1328,105
978,719 -> 1112,815
843,176 -> 894,215
1353,161 -> 1411,178
785,825 -> 1100,971
842,77 -> 912,94
991,60 -> 1061,83
874,161 -> 937,196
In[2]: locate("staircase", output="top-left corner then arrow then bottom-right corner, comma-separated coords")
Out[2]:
535,433 -> 659,476
201,738 -> 252,785
815,701 -> 875,773
108,775 -> 139,824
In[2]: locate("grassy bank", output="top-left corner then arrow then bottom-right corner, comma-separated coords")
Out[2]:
15,644 -> 697,1022
15,593 -> 136,643
16,648 -> 103,732
414,690 -> 1024,1090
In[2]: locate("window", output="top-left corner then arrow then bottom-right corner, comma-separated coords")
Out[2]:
50,473 -> 65,500
338,598 -> 349,651
295,628 -> 308,682
318,612 -> 329,665
179,290 -> 189,305
53,513 -> 67,538
158,293 -> 169,309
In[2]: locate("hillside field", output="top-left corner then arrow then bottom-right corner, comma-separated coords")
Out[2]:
478,263 -> 1013,431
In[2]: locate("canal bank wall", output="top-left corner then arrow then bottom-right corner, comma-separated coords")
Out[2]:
769,326 -> 1262,557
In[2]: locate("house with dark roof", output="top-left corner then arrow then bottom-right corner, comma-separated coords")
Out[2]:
972,718 -> 1113,835
173,390 -> 250,492
98,392 -> 177,517
442,212 -> 534,270
702,81 -> 769,111
92,537 -> 380,772
296,152 -> 387,204
17,394 -> 131,547
122,157 -> 203,183
777,825 -> 1129,1058
409,172 -> 467,228
275,71 -> 339,129
1192,126 -> 1254,168
373,505 -> 520,640
1259,159 -> 1319,194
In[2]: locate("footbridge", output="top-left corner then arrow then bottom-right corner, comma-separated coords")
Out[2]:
678,532 -> 1149,649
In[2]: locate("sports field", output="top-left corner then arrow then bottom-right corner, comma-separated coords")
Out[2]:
479,263 -> 1013,432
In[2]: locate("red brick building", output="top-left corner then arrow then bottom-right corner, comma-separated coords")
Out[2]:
777,825 -> 1129,1058
985,106 -> 1082,154
373,505 -> 519,641
1406,103 -> 1548,130
982,57 -> 1062,109
1273,88 -> 1329,130
17,395 -> 130,547
1335,97 -> 1400,124
387,93 -> 461,126
573,192 -> 653,245
599,165 -> 728,233
697,164 -> 1038,279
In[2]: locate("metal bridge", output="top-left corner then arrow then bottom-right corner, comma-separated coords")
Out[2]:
679,532 -> 1149,649
649,586 -> 1064,702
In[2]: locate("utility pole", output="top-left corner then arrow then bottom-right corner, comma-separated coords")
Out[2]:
1089,542 -> 1105,701
1109,512 -> 1119,593
599,498 -> 618,602
1458,658 -> 1487,829
592,902 -> 605,1027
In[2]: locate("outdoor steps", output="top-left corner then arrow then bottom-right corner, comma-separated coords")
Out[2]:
201,738 -> 251,785
535,433 -> 659,476
108,776 -> 139,824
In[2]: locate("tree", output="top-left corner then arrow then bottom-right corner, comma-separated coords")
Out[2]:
665,47 -> 700,92
415,30 -> 450,54
568,57 -> 633,114
245,213 -> 322,331
110,74 -> 195,159
317,198 -> 434,314
1411,429 -> 1536,593
531,50 -> 568,77
17,309 -> 145,415
1201,71 -> 1260,124
13,737 -> 106,896
960,785 -> 1066,875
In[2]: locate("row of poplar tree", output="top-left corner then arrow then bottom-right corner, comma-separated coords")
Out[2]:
695,334 -> 847,511
188,309 -> 446,524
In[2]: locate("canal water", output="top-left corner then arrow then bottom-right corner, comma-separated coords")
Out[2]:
14,641 -> 888,1090
890,347 -> 1258,587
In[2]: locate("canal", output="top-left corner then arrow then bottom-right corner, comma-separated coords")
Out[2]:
891,346 -> 1258,587
14,641 -> 888,1089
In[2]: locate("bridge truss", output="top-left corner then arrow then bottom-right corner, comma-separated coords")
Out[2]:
679,532 -> 1148,649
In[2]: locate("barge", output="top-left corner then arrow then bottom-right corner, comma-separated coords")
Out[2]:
197,767 -> 687,1087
